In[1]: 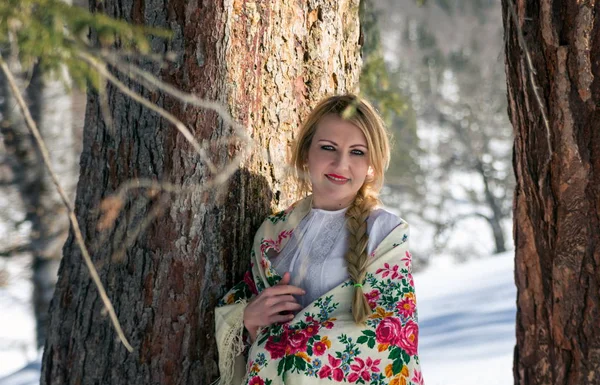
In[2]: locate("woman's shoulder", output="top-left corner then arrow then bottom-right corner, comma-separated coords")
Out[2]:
368,207 -> 406,225
367,207 -> 407,237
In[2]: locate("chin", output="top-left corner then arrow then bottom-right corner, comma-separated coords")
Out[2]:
324,190 -> 356,204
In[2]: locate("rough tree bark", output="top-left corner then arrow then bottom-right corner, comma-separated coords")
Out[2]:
502,1 -> 600,384
41,1 -> 362,384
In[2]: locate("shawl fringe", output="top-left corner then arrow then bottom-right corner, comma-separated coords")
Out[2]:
214,299 -> 248,385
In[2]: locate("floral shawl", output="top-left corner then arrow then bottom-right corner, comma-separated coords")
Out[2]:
214,196 -> 423,385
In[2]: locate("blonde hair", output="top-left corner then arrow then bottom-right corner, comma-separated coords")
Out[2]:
291,94 -> 391,324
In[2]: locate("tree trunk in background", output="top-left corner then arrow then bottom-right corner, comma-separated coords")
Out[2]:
0,55 -> 79,348
27,62 -> 78,349
41,1 -> 361,384
502,1 -> 600,384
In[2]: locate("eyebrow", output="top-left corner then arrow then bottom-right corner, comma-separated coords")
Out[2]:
317,139 -> 368,149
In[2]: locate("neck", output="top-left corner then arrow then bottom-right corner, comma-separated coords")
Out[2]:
310,194 -> 355,211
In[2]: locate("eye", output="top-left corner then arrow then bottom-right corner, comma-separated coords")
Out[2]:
321,145 -> 335,151
351,149 -> 365,156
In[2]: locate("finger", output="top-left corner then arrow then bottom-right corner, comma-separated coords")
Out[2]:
269,301 -> 303,315
270,313 -> 296,324
265,284 -> 305,296
274,295 -> 299,304
260,294 -> 298,307
262,294 -> 300,308
277,272 -> 291,286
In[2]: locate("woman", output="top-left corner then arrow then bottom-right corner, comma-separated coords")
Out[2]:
215,95 -> 423,385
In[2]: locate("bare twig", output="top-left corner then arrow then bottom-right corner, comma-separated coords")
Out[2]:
76,50 -> 219,175
80,46 -> 257,185
89,47 -> 248,141
111,193 -> 171,263
80,49 -> 257,185
0,243 -> 31,257
0,57 -> 134,352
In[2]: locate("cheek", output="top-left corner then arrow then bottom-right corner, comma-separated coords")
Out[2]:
307,150 -> 331,171
352,158 -> 370,178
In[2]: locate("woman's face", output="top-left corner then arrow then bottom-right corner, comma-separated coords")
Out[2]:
306,114 -> 370,210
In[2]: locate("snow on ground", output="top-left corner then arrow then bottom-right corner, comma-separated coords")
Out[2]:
0,255 -> 37,380
0,251 -> 516,385
416,251 -> 516,385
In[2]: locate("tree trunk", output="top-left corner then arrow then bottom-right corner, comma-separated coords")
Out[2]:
477,160 -> 507,254
28,61 -> 79,349
41,1 -> 361,384
502,1 -> 600,384
0,57 -> 78,348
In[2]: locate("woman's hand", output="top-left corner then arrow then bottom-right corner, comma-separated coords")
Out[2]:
243,272 -> 304,342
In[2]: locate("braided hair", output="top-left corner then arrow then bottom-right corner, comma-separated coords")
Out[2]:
291,94 -> 391,324
344,185 -> 380,323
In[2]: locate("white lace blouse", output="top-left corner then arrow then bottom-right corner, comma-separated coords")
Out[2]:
270,206 -> 402,308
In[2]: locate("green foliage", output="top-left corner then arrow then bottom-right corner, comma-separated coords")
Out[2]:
359,0 -> 405,125
358,0 -> 422,188
0,0 -> 171,90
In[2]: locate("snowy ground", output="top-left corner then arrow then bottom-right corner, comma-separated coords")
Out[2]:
0,251 -> 516,385
416,252 -> 516,385
0,256 -> 37,382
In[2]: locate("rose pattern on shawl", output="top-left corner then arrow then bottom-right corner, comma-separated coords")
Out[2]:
396,320 -> 419,356
263,323 -> 325,361
287,330 -> 310,355
248,376 -> 265,385
264,333 -> 288,360
218,200 -> 422,385
313,341 -> 327,356
375,317 -> 403,346
254,265 -> 421,384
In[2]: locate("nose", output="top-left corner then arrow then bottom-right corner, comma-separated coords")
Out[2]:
332,151 -> 350,172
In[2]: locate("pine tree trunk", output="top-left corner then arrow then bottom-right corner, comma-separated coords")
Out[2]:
27,62 -> 77,349
41,1 -> 362,384
502,1 -> 600,384
0,57 -> 78,348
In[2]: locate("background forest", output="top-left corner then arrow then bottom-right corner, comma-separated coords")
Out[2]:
1,0 -> 598,384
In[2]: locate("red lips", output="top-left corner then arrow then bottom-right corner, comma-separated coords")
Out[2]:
326,173 -> 348,180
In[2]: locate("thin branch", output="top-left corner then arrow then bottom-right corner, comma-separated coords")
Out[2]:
79,45 -> 256,181
85,46 -> 174,67
77,48 -> 255,181
111,193 -> 171,263
0,243 -> 31,257
89,46 -> 248,141
0,57 -> 134,353
77,40 -> 256,184
76,50 -> 219,175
